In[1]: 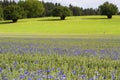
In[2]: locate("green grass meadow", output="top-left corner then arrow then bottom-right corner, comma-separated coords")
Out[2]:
0,16 -> 120,36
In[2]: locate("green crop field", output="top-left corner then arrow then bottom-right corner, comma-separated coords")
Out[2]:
0,16 -> 120,37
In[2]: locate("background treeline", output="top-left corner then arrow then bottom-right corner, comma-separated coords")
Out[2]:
0,1 -> 102,17
0,0 -> 119,22
43,2 -> 101,16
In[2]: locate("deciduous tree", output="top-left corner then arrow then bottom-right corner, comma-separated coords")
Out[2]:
0,5 -> 3,20
4,4 -> 24,22
52,6 -> 72,20
99,2 -> 118,19
69,5 -> 82,16
18,0 -> 44,18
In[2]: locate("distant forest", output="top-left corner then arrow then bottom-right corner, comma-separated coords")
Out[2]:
0,0 -> 120,22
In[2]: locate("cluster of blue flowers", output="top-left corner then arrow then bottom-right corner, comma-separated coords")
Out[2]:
0,67 -> 117,80
0,38 -> 119,59
0,38 -> 119,79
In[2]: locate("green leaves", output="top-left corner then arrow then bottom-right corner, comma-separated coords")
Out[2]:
99,2 -> 118,19
69,6 -> 82,16
52,6 -> 72,20
3,4 -> 24,22
19,0 -> 44,18
0,5 -> 3,20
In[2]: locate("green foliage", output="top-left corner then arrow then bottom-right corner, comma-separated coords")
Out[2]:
69,5 -> 82,16
19,0 -> 44,18
18,1 -> 27,18
99,2 -> 118,19
43,2 -> 55,16
3,4 -> 24,22
82,8 -> 100,15
0,5 -> 3,20
52,6 -> 72,20
72,7 -> 82,16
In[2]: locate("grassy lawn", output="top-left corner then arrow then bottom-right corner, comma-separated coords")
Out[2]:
0,16 -> 120,37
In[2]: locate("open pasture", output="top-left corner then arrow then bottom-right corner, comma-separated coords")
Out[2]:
0,37 -> 120,79
0,16 -> 120,36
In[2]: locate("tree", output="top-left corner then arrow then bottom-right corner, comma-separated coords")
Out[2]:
4,4 -> 24,22
55,3 -> 61,7
0,1 -> 2,6
69,5 -> 82,16
52,6 -> 72,20
99,2 -> 118,19
2,0 -> 11,7
0,5 -> 3,20
18,0 -> 44,18
118,12 -> 120,15
43,2 -> 55,16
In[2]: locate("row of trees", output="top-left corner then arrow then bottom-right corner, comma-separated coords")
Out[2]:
43,3 -> 100,17
0,0 -> 119,22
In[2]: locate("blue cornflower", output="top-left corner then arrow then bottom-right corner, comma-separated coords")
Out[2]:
24,70 -> 28,75
48,75 -> 54,79
46,69 -> 51,73
58,71 -> 63,75
52,68 -> 55,70
113,55 -> 118,60
0,68 -> 3,72
28,77 -> 32,80
61,74 -> 66,79
72,70 -> 76,75
37,78 -> 42,80
89,78 -> 94,80
74,50 -> 81,55
100,50 -> 106,54
81,74 -> 86,79
37,70 -> 42,74
19,74 -> 24,79
111,72 -> 115,80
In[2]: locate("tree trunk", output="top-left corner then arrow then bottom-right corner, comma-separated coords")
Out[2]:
12,19 -> 18,23
107,15 -> 112,19
60,15 -> 66,20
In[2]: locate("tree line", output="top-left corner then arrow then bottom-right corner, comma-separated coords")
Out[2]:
0,0 -> 119,22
